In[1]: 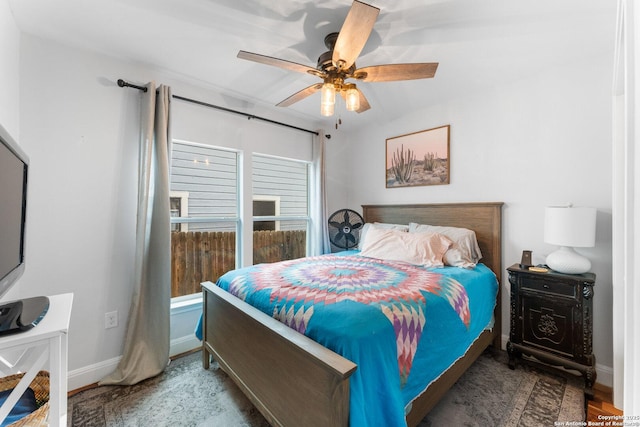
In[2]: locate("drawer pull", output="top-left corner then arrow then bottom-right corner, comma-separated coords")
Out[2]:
543,284 -> 550,289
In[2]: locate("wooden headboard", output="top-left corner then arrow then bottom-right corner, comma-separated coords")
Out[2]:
362,202 -> 504,348
362,202 -> 503,278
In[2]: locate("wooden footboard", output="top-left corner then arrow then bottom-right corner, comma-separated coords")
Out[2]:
201,281 -> 356,427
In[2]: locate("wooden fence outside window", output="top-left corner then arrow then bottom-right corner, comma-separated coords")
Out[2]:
171,230 -> 306,298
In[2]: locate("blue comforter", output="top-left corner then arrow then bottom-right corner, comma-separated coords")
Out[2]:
195,251 -> 498,426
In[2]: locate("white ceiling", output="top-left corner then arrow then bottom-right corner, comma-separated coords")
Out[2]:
8,0 -> 617,131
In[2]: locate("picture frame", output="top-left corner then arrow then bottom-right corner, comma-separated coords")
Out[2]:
385,125 -> 450,188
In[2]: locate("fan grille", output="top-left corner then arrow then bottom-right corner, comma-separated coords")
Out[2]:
328,209 -> 364,251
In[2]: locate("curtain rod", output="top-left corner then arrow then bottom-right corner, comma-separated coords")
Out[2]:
117,79 -> 329,138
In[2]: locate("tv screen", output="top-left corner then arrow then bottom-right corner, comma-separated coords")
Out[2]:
0,124 -> 28,301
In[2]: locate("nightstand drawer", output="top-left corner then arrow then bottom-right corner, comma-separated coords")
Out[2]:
521,277 -> 575,298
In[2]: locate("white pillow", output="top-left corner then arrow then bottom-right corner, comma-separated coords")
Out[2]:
358,222 -> 409,250
408,223 -> 482,268
360,227 -> 452,267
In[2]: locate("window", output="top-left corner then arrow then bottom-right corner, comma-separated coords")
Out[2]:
170,140 -> 239,299
252,154 -> 310,264
253,195 -> 280,231
168,143 -> 311,299
170,191 -> 189,232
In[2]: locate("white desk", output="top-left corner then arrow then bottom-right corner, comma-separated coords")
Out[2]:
0,293 -> 73,427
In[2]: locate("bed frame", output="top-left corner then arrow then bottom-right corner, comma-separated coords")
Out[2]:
201,202 -> 503,427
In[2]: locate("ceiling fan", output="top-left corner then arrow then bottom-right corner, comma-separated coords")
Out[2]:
237,0 -> 439,117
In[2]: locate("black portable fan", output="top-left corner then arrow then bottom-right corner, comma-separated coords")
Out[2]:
328,209 -> 365,251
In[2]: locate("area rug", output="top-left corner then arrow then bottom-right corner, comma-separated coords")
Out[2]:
68,349 -> 584,426
417,349 -> 585,427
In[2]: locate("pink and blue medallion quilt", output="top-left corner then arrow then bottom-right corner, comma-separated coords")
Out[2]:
196,251 -> 498,427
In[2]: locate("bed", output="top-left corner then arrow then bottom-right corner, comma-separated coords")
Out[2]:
200,202 -> 503,427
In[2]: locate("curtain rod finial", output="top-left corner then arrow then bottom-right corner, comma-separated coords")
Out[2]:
117,79 -> 148,92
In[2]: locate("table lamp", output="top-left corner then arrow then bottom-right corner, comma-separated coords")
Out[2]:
544,205 -> 597,274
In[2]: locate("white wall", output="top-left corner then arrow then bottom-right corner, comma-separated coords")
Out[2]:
0,0 -> 20,136
612,0 -> 640,412
12,35 -> 142,387
331,53 -> 615,385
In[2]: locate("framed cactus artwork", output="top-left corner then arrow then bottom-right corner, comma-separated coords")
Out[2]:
385,125 -> 450,188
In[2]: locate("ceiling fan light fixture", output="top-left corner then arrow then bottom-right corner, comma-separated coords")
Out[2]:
321,83 -> 336,106
345,84 -> 359,111
321,82 -> 336,116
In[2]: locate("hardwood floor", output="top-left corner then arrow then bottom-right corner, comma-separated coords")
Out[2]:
587,384 -> 623,422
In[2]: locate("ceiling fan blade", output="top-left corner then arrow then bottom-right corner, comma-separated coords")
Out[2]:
356,89 -> 371,113
354,63 -> 439,82
332,1 -> 380,71
238,50 -> 319,76
355,88 -> 371,113
277,83 -> 323,107
340,87 -> 371,113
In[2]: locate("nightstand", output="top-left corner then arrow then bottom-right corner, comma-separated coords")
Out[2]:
506,264 -> 596,397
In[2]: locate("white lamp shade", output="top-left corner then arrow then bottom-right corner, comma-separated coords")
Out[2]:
544,206 -> 596,274
544,206 -> 596,248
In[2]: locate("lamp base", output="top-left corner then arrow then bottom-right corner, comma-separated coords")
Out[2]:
546,246 -> 591,274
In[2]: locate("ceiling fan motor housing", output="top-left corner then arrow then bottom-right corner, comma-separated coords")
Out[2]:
317,37 -> 357,80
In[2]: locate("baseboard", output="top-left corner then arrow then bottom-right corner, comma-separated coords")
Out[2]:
68,355 -> 121,391
500,333 -> 613,388
170,335 -> 201,358
67,336 -> 201,392
595,363 -> 613,388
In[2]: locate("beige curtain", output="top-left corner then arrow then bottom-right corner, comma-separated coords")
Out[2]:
310,131 -> 331,255
100,82 -> 172,385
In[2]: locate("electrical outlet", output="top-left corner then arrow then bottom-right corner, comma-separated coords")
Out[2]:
105,311 -> 118,329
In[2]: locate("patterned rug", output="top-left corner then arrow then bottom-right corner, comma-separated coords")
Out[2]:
418,349 -> 585,426
67,349 -> 584,427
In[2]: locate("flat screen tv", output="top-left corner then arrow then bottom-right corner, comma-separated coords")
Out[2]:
0,123 -> 48,335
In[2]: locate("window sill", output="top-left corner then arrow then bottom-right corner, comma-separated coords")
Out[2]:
170,294 -> 202,316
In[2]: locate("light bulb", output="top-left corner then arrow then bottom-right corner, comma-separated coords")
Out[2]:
345,85 -> 360,111
321,83 -> 336,106
321,101 -> 335,117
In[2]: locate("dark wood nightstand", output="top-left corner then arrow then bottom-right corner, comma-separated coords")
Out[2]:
506,264 -> 596,397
